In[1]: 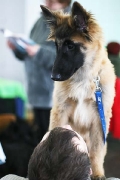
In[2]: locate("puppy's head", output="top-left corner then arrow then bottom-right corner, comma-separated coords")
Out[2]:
41,2 -> 103,81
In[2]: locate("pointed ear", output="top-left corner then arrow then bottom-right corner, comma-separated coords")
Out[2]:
72,2 -> 89,33
40,5 -> 57,28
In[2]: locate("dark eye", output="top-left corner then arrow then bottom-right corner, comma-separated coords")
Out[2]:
68,44 -> 74,50
64,40 -> 75,51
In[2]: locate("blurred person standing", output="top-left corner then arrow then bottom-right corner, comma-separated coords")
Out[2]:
7,0 -> 72,140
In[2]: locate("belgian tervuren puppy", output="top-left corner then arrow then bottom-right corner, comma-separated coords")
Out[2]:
41,2 -> 115,179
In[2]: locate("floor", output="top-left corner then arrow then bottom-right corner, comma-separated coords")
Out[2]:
104,134 -> 120,178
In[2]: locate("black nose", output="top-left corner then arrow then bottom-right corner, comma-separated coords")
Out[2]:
51,73 -> 61,81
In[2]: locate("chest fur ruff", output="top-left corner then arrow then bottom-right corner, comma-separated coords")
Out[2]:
54,78 -> 98,129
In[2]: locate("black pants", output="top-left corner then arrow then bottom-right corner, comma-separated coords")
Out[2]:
33,108 -> 51,139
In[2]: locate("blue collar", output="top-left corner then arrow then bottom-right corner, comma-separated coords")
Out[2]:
93,76 -> 106,144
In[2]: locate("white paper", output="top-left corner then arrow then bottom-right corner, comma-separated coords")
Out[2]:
0,142 -> 6,165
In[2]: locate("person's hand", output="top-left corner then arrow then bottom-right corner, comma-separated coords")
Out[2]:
26,44 -> 40,57
7,40 -> 16,50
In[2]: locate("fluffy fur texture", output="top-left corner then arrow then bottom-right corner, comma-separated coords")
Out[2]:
41,2 -> 116,179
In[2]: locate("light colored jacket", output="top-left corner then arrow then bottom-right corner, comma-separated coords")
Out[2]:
25,15 -> 56,108
1,174 -> 120,180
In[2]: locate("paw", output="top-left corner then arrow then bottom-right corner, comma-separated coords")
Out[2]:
91,175 -> 106,180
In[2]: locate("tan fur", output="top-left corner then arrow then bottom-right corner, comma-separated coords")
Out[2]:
42,2 -> 116,179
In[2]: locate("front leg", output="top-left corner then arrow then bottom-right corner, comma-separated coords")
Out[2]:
49,97 -> 76,130
49,105 -> 69,130
89,120 -> 107,180
90,144 -> 107,180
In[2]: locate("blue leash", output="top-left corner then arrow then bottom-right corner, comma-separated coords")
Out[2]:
94,76 -> 106,144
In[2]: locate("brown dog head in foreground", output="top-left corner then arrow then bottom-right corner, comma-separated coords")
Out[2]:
41,2 -> 116,180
